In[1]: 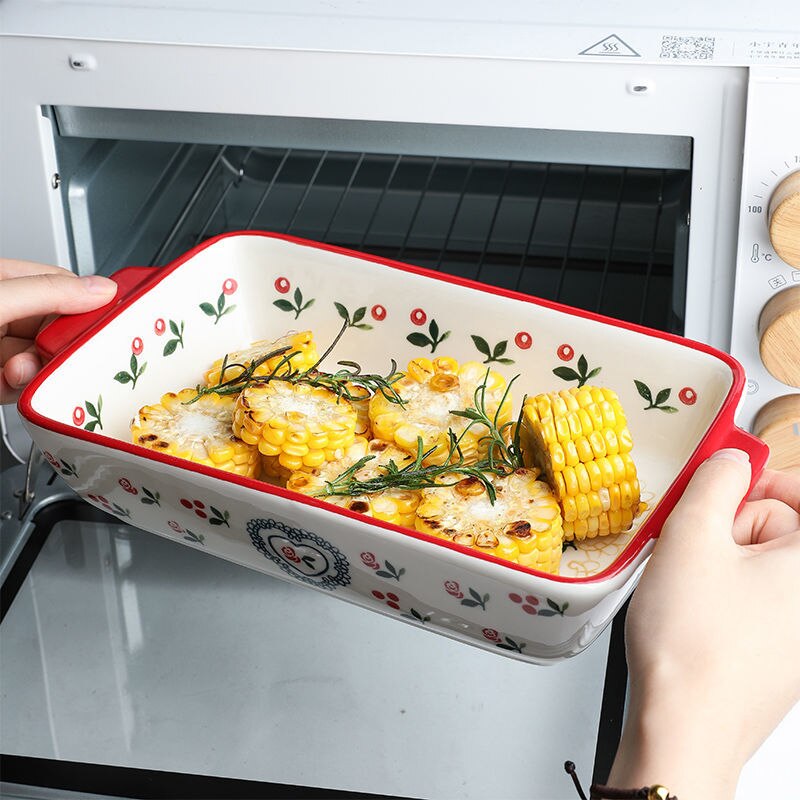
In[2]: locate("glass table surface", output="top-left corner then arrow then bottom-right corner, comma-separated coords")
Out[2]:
1,507 -> 614,799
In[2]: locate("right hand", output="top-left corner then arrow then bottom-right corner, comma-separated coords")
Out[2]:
608,449 -> 800,799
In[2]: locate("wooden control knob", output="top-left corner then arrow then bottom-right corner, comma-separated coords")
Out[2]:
768,170 -> 800,267
752,394 -> 800,475
758,285 -> 800,387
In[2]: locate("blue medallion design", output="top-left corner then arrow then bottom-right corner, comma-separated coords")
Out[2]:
247,518 -> 351,590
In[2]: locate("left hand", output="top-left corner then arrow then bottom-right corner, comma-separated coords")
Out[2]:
1,258 -> 117,404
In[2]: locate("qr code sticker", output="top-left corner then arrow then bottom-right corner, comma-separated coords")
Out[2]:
660,35 -> 715,60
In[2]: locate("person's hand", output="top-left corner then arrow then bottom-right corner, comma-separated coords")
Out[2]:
608,450 -> 800,799
1,259 -> 117,404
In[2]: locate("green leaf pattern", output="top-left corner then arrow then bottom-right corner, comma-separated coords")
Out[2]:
634,379 -> 679,413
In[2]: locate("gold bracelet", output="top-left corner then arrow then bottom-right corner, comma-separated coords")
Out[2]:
564,761 -> 677,800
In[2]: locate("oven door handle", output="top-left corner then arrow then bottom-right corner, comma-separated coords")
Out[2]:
35,266 -> 158,362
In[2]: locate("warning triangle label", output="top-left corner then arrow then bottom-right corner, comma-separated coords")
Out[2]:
579,34 -> 640,57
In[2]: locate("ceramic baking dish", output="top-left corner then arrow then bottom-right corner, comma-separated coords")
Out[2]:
19,232 -> 768,663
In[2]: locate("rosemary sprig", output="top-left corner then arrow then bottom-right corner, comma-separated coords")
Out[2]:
184,319 -> 405,406
184,345 -> 294,403
318,369 -> 529,505
289,361 -> 405,406
317,434 -> 500,503
452,371 -> 525,473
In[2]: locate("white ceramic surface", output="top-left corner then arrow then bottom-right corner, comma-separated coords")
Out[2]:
19,232 -> 765,662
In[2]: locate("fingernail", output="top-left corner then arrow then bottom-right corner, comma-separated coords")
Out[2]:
10,360 -> 38,388
78,275 -> 117,295
708,448 -> 750,464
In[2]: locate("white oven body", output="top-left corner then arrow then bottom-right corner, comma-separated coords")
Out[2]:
3,38 -> 744,349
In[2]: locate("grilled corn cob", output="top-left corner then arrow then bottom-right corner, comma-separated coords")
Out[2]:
414,468 -> 564,574
518,385 -> 642,541
344,381 -> 372,437
131,389 -> 260,478
204,330 -> 318,387
369,356 -> 512,465
233,380 -> 358,472
287,438 -> 422,527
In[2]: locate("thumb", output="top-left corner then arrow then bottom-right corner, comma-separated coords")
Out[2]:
0,273 -> 117,327
660,449 -> 752,549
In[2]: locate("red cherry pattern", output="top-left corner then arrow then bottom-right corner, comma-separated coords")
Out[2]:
509,592 -> 540,615
514,331 -> 533,350
274,277 -> 290,293
131,337 -> 144,356
72,406 -> 85,426
222,278 -> 238,295
371,590 -> 400,610
410,308 -> 427,326
371,305 -> 387,321
154,318 -> 166,335
87,494 -> 112,511
180,498 -> 208,519
557,343 -> 574,361
678,387 -> 697,405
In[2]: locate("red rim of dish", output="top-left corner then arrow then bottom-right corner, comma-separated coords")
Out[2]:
18,231 -> 764,586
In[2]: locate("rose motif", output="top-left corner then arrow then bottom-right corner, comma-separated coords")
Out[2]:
281,545 -> 301,563
360,551 -> 380,569
154,318 -> 166,335
222,278 -> 238,295
274,277 -> 290,294
514,331 -> 532,350
410,308 -> 427,326
678,387 -> 697,406
118,478 -> 138,495
444,579 -> 464,599
482,628 -> 501,642
72,406 -> 85,426
371,304 -> 387,321
557,343 -> 574,361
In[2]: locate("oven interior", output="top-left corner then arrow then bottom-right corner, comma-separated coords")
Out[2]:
51,107 -> 692,335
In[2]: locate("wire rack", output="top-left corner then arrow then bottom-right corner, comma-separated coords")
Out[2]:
147,145 -> 690,333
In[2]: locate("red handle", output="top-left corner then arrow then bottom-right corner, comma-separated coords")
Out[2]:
35,267 -> 158,362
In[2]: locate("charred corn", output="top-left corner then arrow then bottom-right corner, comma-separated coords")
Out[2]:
131,389 -> 260,478
414,468 -> 563,574
233,380 -> 358,472
519,385 -> 642,540
204,330 -> 318,387
344,381 -> 372,437
287,438 -> 422,527
369,356 -> 512,465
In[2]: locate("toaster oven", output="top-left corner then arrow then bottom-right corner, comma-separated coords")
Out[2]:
1,3 -> 799,798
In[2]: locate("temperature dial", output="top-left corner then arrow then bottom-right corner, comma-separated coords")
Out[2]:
768,170 -> 800,267
758,286 -> 800,387
752,394 -> 800,475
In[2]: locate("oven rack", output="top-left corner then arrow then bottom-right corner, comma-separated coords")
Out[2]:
66,141 -> 691,333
